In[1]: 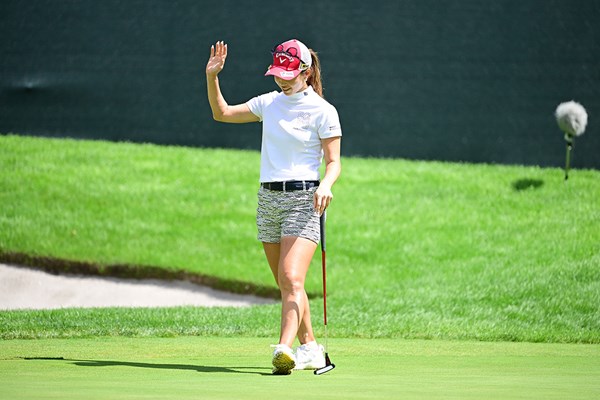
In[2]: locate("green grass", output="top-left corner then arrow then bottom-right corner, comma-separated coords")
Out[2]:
1,337 -> 599,400
1,134 -> 599,342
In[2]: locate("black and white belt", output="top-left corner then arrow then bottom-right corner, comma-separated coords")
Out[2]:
261,180 -> 319,192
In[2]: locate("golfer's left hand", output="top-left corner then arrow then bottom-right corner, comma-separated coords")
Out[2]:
314,185 -> 333,216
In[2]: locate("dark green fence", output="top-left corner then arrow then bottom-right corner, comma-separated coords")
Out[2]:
1,0 -> 598,168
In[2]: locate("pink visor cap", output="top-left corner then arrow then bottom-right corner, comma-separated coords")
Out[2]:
265,39 -> 312,80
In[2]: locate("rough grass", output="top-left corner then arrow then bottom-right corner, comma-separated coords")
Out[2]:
1,134 -> 599,342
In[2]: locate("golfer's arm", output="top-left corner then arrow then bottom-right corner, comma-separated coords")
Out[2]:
320,137 -> 342,189
206,74 -> 258,123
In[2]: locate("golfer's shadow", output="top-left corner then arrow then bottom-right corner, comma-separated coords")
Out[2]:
68,359 -> 272,376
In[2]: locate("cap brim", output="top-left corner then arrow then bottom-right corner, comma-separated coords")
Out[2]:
264,66 -> 301,80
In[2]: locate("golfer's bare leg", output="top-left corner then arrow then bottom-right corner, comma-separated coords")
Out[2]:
298,290 -> 315,344
263,237 -> 317,347
264,242 -> 314,344
263,241 -> 315,345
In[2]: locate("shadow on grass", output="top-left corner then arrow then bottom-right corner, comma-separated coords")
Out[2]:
512,178 -> 544,191
24,357 -> 272,376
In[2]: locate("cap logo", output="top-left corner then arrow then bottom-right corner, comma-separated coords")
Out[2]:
265,40 -> 312,79
270,43 -> 308,72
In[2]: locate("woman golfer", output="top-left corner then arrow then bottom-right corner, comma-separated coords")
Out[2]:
206,39 -> 342,375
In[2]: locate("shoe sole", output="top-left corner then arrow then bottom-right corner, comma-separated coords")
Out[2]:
272,351 -> 295,375
294,361 -> 325,370
294,366 -> 321,370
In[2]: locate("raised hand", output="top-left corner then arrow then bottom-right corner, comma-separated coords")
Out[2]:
206,41 -> 228,77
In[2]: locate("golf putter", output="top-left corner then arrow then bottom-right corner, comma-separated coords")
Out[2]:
315,211 -> 336,375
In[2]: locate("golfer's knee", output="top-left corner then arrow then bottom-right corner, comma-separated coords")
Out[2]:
278,275 -> 304,295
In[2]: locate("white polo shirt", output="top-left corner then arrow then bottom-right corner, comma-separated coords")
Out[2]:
246,86 -> 342,182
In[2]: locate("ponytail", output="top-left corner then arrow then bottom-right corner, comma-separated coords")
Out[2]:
307,49 -> 324,97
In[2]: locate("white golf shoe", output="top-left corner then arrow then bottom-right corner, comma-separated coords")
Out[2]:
294,342 -> 326,370
271,344 -> 296,375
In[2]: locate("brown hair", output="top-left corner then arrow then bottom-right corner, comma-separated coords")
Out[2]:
306,49 -> 323,97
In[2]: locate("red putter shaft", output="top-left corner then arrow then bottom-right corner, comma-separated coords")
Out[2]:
315,212 -> 335,375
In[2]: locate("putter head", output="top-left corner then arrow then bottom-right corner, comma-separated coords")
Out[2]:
314,353 -> 335,375
314,364 -> 335,375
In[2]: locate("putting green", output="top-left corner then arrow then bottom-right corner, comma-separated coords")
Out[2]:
1,337 -> 598,399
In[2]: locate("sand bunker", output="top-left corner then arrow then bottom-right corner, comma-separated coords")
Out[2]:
0,263 -> 275,310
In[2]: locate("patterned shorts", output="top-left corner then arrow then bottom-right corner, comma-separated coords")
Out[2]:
256,186 -> 321,244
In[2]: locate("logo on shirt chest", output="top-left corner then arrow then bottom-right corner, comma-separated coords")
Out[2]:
294,112 -> 312,131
